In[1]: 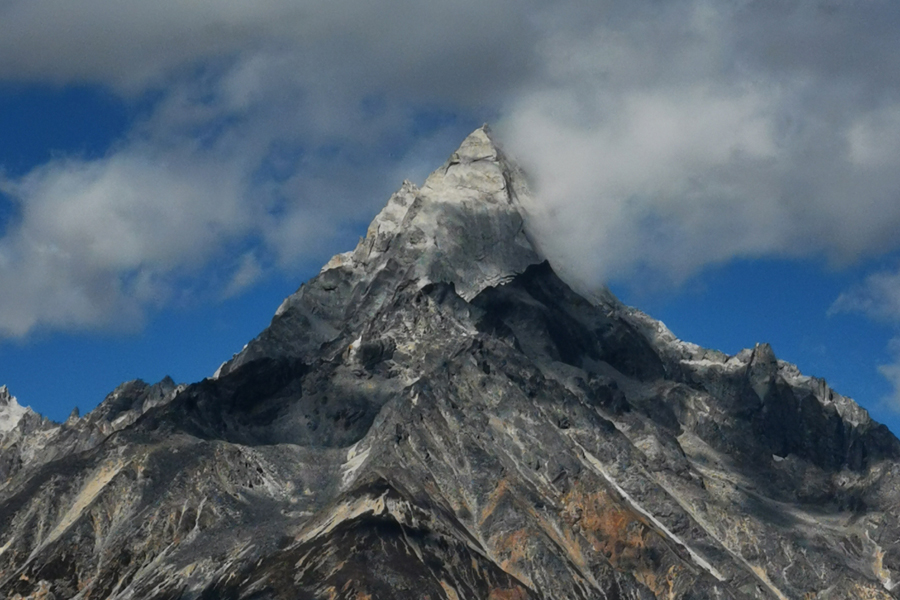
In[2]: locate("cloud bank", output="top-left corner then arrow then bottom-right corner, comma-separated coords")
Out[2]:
1,0 -> 900,346
501,1 -> 900,285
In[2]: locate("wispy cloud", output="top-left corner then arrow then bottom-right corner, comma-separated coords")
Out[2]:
831,265 -> 900,408
223,252 -> 263,299
832,268 -> 900,322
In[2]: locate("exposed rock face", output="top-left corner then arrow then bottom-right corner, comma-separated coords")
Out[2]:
0,386 -> 30,434
2,127 -> 900,599
0,378 -> 184,491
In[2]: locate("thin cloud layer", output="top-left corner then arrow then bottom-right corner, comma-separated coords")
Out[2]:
1,0 -> 900,351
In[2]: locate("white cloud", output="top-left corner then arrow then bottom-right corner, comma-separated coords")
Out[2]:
501,84 -> 789,283
499,0 -> 900,286
0,145 -> 250,336
0,29 -> 498,335
2,0 -> 900,338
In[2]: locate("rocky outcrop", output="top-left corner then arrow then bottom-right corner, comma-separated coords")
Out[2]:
0,378 -> 183,492
1,127 -> 899,599
0,386 -> 30,434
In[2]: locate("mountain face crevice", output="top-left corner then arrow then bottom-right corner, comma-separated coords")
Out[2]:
2,126 -> 900,599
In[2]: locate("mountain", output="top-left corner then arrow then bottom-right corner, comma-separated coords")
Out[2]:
2,127 -> 900,600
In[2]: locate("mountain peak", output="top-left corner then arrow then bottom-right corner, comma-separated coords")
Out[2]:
350,125 -> 540,300
315,125 -> 540,304
420,124 -> 512,204
225,126 -> 541,373
449,124 -> 498,162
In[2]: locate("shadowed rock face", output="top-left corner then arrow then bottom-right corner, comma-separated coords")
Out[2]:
3,127 -> 900,600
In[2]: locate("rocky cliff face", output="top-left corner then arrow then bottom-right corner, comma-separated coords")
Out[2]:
2,127 -> 900,600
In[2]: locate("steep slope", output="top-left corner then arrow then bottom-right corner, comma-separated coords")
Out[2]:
2,127 -> 900,600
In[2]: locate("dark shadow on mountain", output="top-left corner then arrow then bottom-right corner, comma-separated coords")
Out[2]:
136,356 -> 399,448
472,261 -> 667,382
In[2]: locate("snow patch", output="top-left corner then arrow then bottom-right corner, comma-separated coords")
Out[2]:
212,362 -> 226,380
320,250 -> 355,273
341,441 -> 371,488
347,335 -> 363,362
274,297 -> 292,317
0,386 -> 28,433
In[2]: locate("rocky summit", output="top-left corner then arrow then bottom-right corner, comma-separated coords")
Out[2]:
2,127 -> 900,600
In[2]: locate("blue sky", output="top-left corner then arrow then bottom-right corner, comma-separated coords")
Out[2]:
1,0 -> 900,436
